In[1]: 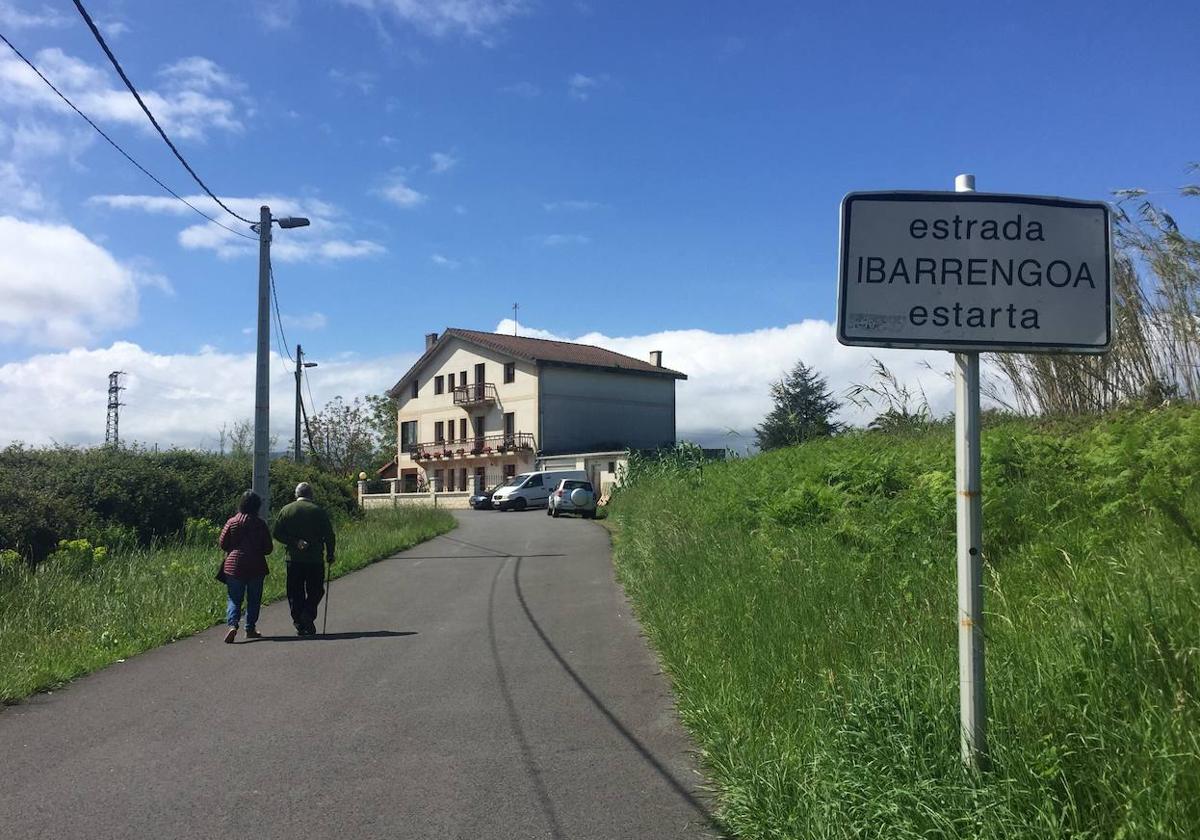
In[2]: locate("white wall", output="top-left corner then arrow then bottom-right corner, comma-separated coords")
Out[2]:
393,336 -> 539,482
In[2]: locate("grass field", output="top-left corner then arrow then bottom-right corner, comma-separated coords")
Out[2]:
0,507 -> 455,703
609,407 -> 1200,839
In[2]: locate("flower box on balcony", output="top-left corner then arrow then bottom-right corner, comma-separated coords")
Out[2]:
443,450 -> 454,459
483,447 -> 494,455
456,448 -> 466,456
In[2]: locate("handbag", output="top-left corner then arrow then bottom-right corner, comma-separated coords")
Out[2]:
215,554 -> 228,583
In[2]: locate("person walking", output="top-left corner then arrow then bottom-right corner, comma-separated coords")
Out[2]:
273,482 -> 336,636
219,490 -> 274,644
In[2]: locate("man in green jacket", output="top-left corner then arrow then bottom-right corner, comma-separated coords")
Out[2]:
273,482 -> 336,636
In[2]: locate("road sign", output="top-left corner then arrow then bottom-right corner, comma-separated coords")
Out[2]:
837,192 -> 1112,353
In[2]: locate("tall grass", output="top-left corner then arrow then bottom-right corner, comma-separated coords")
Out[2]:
0,507 -> 455,703
610,407 -> 1200,839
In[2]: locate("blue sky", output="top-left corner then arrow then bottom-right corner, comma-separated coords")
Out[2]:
1,0 -> 1198,447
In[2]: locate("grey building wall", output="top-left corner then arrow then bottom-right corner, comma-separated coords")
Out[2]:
538,365 -> 676,454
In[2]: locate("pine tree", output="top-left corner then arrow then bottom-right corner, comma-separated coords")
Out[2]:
754,361 -> 841,451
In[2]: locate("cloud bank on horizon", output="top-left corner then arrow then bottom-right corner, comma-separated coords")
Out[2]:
0,320 -> 961,452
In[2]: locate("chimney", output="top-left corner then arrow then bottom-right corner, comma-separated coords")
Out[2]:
649,350 -> 663,368
425,332 -> 438,350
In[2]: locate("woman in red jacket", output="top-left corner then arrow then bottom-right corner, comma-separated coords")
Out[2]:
219,491 -> 274,643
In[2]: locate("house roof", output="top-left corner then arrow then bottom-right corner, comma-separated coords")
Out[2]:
386,327 -> 686,397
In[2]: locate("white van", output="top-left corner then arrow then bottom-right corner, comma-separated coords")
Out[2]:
492,470 -> 588,511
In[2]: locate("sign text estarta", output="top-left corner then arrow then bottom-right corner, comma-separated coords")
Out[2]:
837,192 -> 1112,352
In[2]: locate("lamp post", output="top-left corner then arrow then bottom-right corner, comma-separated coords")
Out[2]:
251,206 -> 310,520
295,344 -> 318,462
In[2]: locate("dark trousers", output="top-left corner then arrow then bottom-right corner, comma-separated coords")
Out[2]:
286,562 -> 325,627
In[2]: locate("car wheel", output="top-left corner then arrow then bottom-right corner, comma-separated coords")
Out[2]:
514,498 -> 527,512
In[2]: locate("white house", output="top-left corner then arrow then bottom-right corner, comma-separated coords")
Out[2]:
376,328 -> 687,503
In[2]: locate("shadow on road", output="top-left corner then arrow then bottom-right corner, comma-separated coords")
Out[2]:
247,631 -> 418,643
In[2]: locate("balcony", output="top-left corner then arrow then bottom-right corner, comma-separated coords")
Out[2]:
452,382 -> 498,407
407,431 -> 536,461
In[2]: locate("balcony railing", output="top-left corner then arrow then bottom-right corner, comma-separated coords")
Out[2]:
407,431 -> 536,461
452,382 -> 498,407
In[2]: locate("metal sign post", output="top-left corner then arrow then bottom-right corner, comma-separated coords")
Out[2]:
953,173 -> 987,770
836,175 -> 1112,772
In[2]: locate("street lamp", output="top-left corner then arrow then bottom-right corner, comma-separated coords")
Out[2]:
296,350 -> 318,463
251,206 -> 310,520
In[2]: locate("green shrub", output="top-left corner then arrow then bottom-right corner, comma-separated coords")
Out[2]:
0,445 -> 359,563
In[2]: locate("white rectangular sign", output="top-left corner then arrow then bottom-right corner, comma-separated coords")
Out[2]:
837,192 -> 1112,352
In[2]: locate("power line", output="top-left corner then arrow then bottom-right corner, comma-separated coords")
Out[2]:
0,30 -> 255,241
268,259 -> 294,363
70,0 -> 256,226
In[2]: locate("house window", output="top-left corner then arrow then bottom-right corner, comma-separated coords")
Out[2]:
434,375 -> 444,395
475,363 -> 485,384
474,466 -> 485,492
504,464 -> 516,480
503,412 -> 515,439
459,418 -> 467,440
503,362 -> 515,383
608,461 -> 616,473
434,421 -> 444,443
447,469 -> 455,492
448,372 -> 455,391
460,371 -> 467,389
401,421 -> 418,451
434,469 -> 445,491
459,468 -> 467,491
411,380 -> 418,399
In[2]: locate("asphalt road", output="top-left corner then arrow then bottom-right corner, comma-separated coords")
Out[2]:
0,509 -> 717,840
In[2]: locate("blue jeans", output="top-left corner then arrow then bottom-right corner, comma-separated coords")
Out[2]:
225,576 -> 265,630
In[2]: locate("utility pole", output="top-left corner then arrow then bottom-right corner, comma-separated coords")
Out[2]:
104,370 -> 124,446
254,205 -> 272,518
295,344 -> 318,462
250,206 -> 310,520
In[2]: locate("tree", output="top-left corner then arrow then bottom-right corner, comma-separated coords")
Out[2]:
304,396 -> 380,476
754,361 -> 841,451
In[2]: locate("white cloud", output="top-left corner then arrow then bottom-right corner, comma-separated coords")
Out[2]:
499,80 -> 539,98
0,161 -> 46,213
0,216 -> 138,347
534,233 -> 590,247
342,0 -> 531,40
88,193 -> 386,262
0,1 -> 67,29
329,67 -> 377,95
281,312 -> 328,330
0,319 -> 968,451
377,175 -> 427,208
159,57 -> 243,93
0,341 -> 417,449
568,72 -> 606,101
429,151 -> 457,173
490,319 -> 960,447
430,253 -> 460,268
99,18 -> 130,38
0,48 -> 245,140
256,0 -> 298,29
543,199 -> 600,212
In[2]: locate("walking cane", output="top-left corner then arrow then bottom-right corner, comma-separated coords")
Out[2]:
322,559 -> 331,634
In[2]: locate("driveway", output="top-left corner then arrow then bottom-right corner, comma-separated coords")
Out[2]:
0,509 -> 717,839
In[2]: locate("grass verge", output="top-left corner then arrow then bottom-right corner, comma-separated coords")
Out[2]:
0,507 -> 455,703
609,408 -> 1200,839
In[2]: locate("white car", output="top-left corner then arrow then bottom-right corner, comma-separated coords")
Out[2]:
492,469 -> 588,511
547,479 -> 597,519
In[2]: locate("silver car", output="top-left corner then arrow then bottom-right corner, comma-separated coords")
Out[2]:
547,479 -> 597,518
